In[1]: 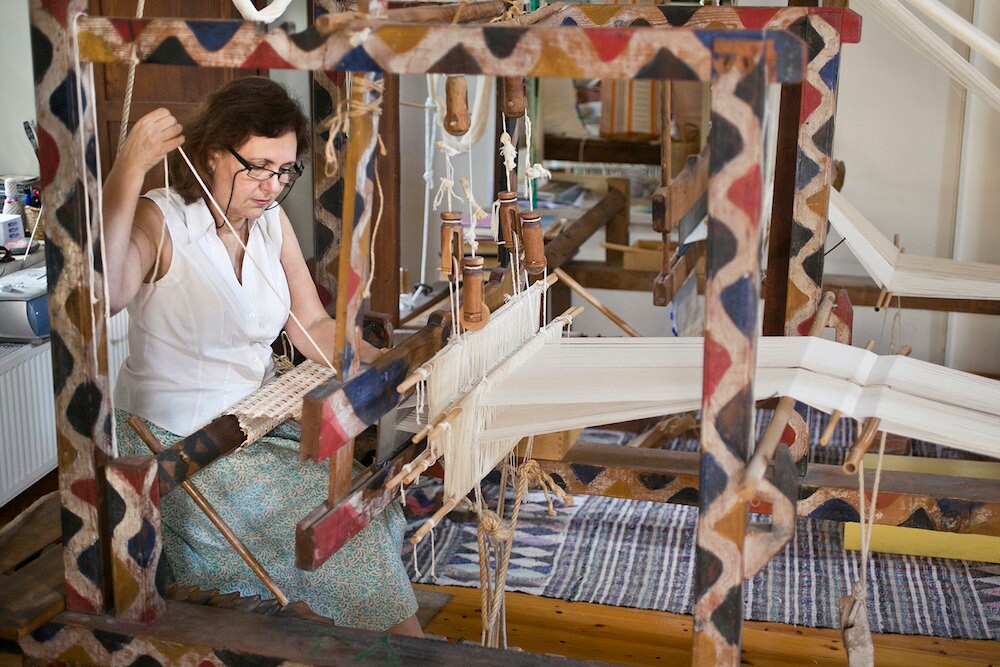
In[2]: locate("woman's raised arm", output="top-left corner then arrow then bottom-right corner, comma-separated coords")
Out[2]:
101,108 -> 184,313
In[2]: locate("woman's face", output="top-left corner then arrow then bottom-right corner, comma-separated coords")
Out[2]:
208,132 -> 299,222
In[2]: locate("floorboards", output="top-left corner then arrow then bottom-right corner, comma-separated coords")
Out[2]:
418,584 -> 999,666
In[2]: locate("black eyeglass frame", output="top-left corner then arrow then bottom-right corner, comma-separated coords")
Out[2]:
227,146 -> 304,185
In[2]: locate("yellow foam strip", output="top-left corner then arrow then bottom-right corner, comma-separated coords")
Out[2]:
860,453 -> 1000,480
844,523 -> 1000,564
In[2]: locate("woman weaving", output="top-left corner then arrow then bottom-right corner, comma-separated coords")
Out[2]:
103,77 -> 421,636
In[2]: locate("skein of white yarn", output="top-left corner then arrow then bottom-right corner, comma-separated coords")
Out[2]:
231,0 -> 294,24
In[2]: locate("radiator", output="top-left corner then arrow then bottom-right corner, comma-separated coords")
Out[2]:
0,311 -> 129,507
0,342 -> 57,506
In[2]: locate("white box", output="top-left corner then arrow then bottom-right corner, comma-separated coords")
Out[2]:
0,213 -> 24,245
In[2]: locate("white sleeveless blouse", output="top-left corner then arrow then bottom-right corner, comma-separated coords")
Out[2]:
114,188 -> 291,437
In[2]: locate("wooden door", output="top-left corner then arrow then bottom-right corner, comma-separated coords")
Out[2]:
90,0 -> 265,189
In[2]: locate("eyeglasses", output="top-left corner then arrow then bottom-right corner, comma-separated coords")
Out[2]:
227,147 -> 303,185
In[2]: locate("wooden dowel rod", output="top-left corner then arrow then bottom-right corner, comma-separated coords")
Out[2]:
842,418 -> 881,475
601,242 -> 647,254
385,448 -> 434,490
556,305 -> 585,322
397,361 -> 434,395
401,454 -> 437,487
841,344 -> 912,474
742,292 -> 836,491
554,267 -> 641,337
819,339 -> 875,446
410,498 -> 460,544
315,0 -> 505,33
127,416 -> 290,607
411,406 -> 463,444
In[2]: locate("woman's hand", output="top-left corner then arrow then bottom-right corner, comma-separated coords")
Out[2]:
116,108 -> 185,175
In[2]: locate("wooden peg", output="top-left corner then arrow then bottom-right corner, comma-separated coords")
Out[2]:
397,361 -> 435,395
553,267 -> 640,337
556,305 -> 585,322
497,190 -> 520,250
842,344 -> 912,474
461,255 -> 492,331
410,497 -> 460,544
444,75 -> 471,136
502,77 -> 526,118
385,448 -> 435,491
439,212 -> 464,281
520,210 -> 547,276
820,340 -> 875,446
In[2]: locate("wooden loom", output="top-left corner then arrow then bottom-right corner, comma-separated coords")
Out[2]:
23,1 -> 981,666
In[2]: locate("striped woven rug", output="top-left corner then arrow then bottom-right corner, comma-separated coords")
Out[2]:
404,411 -> 1000,640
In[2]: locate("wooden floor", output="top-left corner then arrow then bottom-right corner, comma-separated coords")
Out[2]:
419,584 -> 999,666
3,477 -> 997,666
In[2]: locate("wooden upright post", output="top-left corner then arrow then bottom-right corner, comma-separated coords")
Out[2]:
31,0 -> 115,614
783,11 -> 848,336
693,37 -> 772,665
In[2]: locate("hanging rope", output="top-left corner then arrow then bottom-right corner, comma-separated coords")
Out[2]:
117,0 -> 145,153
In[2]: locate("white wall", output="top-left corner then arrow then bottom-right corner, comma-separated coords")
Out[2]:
947,1 -> 1000,374
830,0 -> 972,365
0,1 -> 40,179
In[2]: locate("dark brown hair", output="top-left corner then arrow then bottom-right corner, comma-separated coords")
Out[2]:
168,77 -> 309,204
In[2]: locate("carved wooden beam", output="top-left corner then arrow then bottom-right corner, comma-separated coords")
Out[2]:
544,188 -> 627,270
74,18 -> 806,84
538,445 -> 1000,535
301,313 -> 449,463
296,443 -> 417,571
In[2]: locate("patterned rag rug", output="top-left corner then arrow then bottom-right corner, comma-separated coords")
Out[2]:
401,410 -> 1000,641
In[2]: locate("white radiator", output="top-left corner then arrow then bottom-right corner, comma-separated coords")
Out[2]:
0,311 -> 129,507
0,342 -> 57,507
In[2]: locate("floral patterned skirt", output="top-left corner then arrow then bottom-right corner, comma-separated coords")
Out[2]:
114,410 -> 417,631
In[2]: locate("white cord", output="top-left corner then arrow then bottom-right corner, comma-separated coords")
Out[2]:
231,0 -> 294,23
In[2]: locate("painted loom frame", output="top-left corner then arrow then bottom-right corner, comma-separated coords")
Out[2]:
17,0 -> 891,664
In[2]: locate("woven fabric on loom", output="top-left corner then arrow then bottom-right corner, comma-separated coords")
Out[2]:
402,411 -> 1000,640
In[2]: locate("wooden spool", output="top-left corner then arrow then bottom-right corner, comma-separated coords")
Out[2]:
439,211 -> 464,281
520,210 -> 546,275
497,190 -> 520,250
444,75 -> 471,136
461,255 -> 491,331
502,77 -> 526,118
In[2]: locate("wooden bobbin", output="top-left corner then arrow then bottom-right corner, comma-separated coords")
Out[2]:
842,344 -> 913,475
520,210 -> 547,275
497,190 -> 520,250
461,255 -> 492,331
820,340 -> 876,446
444,75 -> 471,136
411,498 -> 459,545
439,211 -> 464,281
501,77 -> 526,118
